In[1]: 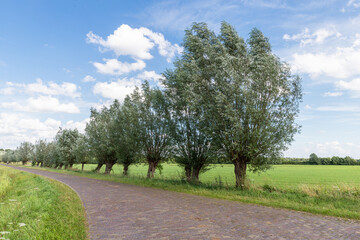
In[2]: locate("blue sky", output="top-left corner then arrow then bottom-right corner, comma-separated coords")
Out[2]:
1,0 -> 360,158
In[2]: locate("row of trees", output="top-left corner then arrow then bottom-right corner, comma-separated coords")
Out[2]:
2,22 -> 302,188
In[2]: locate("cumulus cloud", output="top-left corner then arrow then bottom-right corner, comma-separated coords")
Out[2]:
137,70 -> 162,82
2,96 -> 80,113
3,79 -> 81,98
26,78 -> 80,98
0,87 -> 16,95
283,27 -> 341,46
291,36 -> 360,79
323,92 -> 343,97
93,59 -> 146,76
82,75 -> 96,82
93,78 -> 140,101
87,24 -> 182,64
335,78 -> 360,97
0,113 -> 87,148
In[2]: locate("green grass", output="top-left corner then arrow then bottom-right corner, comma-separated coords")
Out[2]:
13,163 -> 360,220
0,166 -> 88,240
73,163 -> 360,188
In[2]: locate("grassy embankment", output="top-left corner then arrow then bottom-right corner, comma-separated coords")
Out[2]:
15,163 -> 360,220
0,165 -> 87,240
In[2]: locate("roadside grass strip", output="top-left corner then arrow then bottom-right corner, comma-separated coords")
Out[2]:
0,166 -> 88,240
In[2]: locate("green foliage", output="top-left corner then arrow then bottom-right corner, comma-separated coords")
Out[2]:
55,128 -> 81,168
170,22 -> 302,187
16,142 -> 34,165
85,102 -> 120,173
127,82 -> 173,178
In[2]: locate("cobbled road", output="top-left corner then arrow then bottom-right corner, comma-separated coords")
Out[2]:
6,165 -> 360,240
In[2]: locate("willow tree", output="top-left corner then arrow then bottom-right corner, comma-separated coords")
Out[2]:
129,82 -> 172,178
86,103 -> 119,174
163,60 -> 215,181
17,141 -> 34,165
176,22 -> 302,188
113,97 -> 141,176
55,128 -> 80,169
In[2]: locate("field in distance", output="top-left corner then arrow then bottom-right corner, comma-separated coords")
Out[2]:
73,164 -> 360,189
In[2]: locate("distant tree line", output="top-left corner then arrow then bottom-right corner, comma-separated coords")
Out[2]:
0,22 -> 303,188
272,153 -> 360,165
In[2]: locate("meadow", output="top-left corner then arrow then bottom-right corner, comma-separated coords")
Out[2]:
0,166 -> 87,240
73,163 -> 360,189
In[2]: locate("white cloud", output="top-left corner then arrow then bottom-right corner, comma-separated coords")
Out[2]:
316,105 -> 360,112
87,25 -> 154,59
0,113 -> 59,148
348,0 -> 360,8
323,92 -> 343,97
26,78 -> 80,98
82,75 -> 96,82
139,27 -> 183,62
2,96 -> 80,113
335,78 -> 360,97
137,70 -> 162,82
64,119 -> 89,133
286,140 -> 360,158
283,27 -> 341,46
93,78 -> 140,101
291,38 -> 360,79
93,59 -> 146,76
87,24 -> 181,62
0,113 -> 88,149
0,87 -> 16,95
304,104 -> 312,110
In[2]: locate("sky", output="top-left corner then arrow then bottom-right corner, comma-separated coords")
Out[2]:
1,0 -> 360,158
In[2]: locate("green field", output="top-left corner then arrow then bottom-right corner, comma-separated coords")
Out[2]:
0,166 -> 87,240
73,163 -> 360,189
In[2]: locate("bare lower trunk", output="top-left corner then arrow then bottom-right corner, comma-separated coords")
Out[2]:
36,162 -> 40,166
94,163 -> 103,172
147,161 -> 157,178
81,163 -> 85,171
191,166 -> 201,182
22,161 -> 26,165
185,165 -> 191,181
69,163 -> 73,168
59,163 -> 63,169
234,157 -> 247,189
104,162 -> 114,174
123,164 -> 129,176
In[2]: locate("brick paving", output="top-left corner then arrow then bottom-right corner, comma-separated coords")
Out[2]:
7,165 -> 360,240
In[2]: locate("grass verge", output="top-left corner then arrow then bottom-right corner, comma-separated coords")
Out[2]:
0,165 -> 88,240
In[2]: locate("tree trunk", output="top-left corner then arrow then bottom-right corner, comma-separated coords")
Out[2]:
185,165 -> 191,181
147,161 -> 157,178
22,161 -> 26,165
94,163 -> 103,172
69,163 -> 73,168
234,157 -> 247,189
104,162 -> 114,174
191,166 -> 201,182
36,162 -> 40,166
123,164 -> 129,176
59,163 -> 63,169
81,163 -> 85,171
